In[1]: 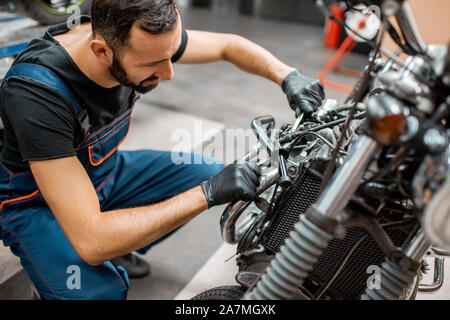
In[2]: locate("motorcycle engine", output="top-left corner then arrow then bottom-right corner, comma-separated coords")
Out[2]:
236,117 -> 418,300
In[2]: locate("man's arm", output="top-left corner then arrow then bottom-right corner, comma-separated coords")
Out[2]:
29,157 -> 208,266
177,30 -> 325,117
29,157 -> 260,266
176,30 -> 295,86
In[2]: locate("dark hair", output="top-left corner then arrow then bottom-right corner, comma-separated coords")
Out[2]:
91,0 -> 178,52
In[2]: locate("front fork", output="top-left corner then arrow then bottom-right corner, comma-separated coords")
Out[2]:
244,135 -> 380,299
362,230 -> 430,299
244,135 -> 431,300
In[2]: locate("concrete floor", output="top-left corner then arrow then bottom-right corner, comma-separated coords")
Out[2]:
1,7 -> 448,300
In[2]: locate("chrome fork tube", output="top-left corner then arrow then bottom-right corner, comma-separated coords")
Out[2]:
315,135 -> 380,219
245,135 -> 381,300
362,229 -> 431,300
404,230 -> 431,264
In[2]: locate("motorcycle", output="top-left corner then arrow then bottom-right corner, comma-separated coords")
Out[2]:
0,0 -> 91,25
193,0 -> 450,300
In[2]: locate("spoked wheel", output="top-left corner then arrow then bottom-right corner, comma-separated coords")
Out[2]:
191,285 -> 246,300
12,0 -> 91,25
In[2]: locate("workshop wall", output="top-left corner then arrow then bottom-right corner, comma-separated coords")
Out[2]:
192,0 -> 325,25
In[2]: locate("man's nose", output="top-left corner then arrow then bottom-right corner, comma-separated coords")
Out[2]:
156,60 -> 174,80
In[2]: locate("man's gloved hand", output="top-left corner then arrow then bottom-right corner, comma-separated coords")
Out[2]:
201,162 -> 261,208
282,69 -> 325,118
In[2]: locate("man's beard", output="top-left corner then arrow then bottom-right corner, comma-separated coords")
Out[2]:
109,54 -> 159,94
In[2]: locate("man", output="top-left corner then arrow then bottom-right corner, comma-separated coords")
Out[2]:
0,0 -> 324,299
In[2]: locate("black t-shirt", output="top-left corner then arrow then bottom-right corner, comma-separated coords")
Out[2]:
0,16 -> 188,172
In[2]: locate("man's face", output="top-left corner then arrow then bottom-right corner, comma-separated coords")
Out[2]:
108,15 -> 182,94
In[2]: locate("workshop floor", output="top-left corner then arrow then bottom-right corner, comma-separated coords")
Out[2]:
0,7 -> 448,300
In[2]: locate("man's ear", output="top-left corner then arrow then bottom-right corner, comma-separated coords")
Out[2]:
89,38 -> 113,66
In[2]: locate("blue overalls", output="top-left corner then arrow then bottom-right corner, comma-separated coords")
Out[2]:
0,63 -> 224,299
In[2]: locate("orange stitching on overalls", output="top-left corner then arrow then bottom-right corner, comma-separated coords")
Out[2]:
85,115 -> 130,147
95,174 -> 114,192
76,109 -> 133,148
0,190 -> 40,211
3,214 -> 21,223
88,118 -> 132,167
75,114 -> 131,151
95,116 -> 131,147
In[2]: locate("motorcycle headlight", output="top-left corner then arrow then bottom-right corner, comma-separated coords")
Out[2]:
367,94 -> 408,145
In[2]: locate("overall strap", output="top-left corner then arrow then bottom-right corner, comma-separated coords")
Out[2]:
3,63 -> 91,139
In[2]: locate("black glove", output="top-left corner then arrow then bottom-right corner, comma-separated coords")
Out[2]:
200,162 -> 261,208
282,69 -> 325,117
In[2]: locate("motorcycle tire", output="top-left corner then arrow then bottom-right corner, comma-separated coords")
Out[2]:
191,285 -> 245,300
12,0 -> 91,25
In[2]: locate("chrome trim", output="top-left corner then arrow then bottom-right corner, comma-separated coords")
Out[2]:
404,230 -> 431,263
290,113 -> 304,133
241,142 -> 262,162
251,116 -> 275,155
431,247 -> 450,257
395,2 -> 428,54
419,258 -> 445,293
315,135 -> 380,219
221,168 -> 279,243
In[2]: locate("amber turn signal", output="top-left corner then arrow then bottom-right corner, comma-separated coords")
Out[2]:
367,94 -> 408,145
370,114 -> 407,145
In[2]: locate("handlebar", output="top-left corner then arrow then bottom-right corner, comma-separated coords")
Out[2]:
251,116 -> 275,155
394,1 -> 427,55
